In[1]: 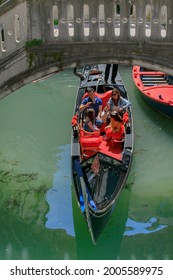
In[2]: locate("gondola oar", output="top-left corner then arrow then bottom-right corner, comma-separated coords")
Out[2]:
73,159 -> 97,211
74,159 -> 97,244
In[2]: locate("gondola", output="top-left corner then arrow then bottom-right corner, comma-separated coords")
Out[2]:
132,65 -> 173,118
71,64 -> 133,244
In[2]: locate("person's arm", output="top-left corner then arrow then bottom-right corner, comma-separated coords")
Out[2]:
79,100 -> 93,112
79,103 -> 88,112
97,104 -> 102,119
96,99 -> 103,119
87,121 -> 99,131
106,98 -> 113,111
106,102 -> 110,111
118,97 -> 131,112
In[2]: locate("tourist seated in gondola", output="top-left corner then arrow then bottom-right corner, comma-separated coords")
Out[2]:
79,108 -> 102,157
79,87 -> 103,128
107,88 -> 131,113
83,108 -> 100,133
104,111 -> 124,143
101,88 -> 131,125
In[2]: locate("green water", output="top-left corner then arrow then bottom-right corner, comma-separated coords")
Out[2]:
0,66 -> 173,260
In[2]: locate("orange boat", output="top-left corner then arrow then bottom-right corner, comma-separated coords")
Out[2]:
132,65 -> 173,118
71,64 -> 133,244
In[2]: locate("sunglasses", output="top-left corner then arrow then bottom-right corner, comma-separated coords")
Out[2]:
112,93 -> 118,96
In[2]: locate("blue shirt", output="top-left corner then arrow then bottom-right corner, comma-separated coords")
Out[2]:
81,96 -> 102,116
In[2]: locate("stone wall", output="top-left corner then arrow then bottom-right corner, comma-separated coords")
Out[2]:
0,0 -> 173,98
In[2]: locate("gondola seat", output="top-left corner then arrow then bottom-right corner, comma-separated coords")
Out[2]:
79,129 -> 102,157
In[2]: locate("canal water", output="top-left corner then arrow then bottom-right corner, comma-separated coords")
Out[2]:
0,66 -> 173,260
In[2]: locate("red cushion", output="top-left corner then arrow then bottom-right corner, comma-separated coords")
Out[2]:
100,90 -> 112,108
80,136 -> 102,147
80,129 -> 100,137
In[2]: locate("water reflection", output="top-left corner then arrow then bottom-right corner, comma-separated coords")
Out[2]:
125,217 -> 167,236
45,144 -> 75,236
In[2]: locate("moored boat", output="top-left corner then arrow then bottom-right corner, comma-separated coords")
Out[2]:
71,64 -> 133,244
132,65 -> 173,118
